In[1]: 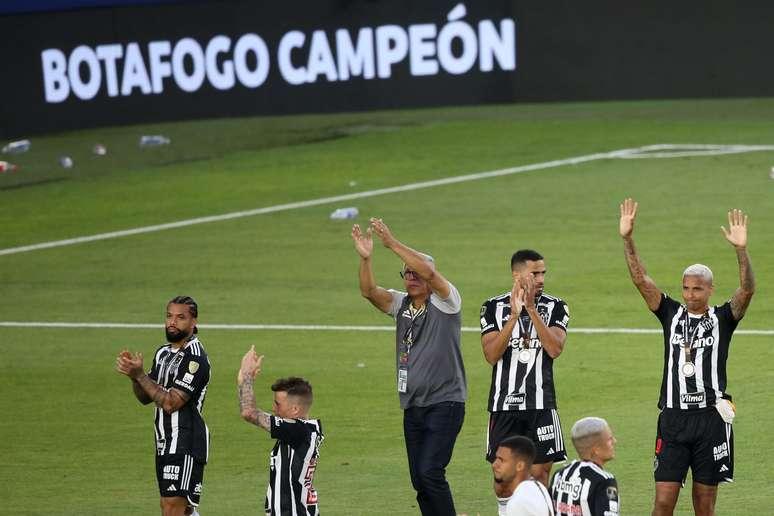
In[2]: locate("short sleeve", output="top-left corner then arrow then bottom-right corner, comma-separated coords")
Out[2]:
387,289 -> 408,318
653,293 -> 679,319
717,301 -> 740,329
548,300 -> 570,331
430,282 -> 461,314
480,299 -> 498,335
147,347 -> 162,381
171,354 -> 210,395
592,478 -> 619,516
270,416 -> 311,445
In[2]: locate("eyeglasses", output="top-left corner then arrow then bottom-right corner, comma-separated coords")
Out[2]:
399,269 -> 419,279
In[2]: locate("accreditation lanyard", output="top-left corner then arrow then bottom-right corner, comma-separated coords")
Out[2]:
680,309 -> 707,378
398,303 -> 427,393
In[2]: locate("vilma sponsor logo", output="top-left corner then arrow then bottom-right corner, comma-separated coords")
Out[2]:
504,392 -> 525,405
680,392 -> 706,404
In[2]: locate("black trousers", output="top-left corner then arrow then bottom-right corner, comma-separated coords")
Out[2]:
403,401 -> 465,516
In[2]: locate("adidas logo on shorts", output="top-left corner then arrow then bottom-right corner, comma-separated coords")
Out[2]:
167,485 -> 177,492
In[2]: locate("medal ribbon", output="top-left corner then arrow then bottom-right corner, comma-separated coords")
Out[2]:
681,309 -> 707,366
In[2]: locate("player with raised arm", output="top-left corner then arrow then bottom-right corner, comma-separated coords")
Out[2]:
619,199 -> 754,516
237,346 -> 323,516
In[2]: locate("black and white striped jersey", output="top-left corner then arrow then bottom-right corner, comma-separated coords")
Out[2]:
148,336 -> 210,462
481,292 -> 569,411
265,417 -> 324,516
550,460 -> 619,516
653,294 -> 739,410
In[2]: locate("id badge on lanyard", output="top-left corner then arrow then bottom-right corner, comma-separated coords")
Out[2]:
398,367 -> 408,393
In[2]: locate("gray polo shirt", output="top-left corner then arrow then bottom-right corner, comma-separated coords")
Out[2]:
387,283 -> 467,409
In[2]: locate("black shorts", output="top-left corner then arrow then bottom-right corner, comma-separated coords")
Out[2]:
486,409 -> 567,464
156,454 -> 205,506
653,408 -> 733,486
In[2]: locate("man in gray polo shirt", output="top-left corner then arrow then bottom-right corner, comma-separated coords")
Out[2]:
352,217 -> 467,516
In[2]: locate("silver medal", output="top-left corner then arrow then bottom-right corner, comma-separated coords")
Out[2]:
681,362 -> 695,377
518,349 -> 531,363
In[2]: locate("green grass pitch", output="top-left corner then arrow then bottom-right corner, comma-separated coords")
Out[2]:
1,98 -> 773,514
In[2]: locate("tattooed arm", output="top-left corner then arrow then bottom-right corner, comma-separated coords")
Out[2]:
116,350 -> 190,413
722,209 -> 755,320
620,198 -> 662,311
237,345 -> 271,431
131,378 -> 153,404
238,377 -> 272,431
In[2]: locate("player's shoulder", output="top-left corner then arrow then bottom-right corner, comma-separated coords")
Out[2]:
540,292 -> 566,304
552,458 -> 579,476
184,337 -> 208,357
484,291 -> 511,304
579,460 -> 615,481
302,418 -> 324,434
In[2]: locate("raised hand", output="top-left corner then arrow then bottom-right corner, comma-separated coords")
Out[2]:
116,349 -> 144,379
510,280 -> 526,317
619,198 -> 638,238
369,218 -> 397,248
721,209 -> 748,249
522,274 -> 537,309
351,224 -> 373,258
238,345 -> 264,384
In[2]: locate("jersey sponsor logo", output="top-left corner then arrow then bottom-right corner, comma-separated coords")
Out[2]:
509,336 -> 541,349
162,465 -> 180,480
194,482 -> 203,494
680,392 -> 706,404
305,457 -> 319,504
556,501 -> 582,514
713,442 -> 729,461
182,372 -> 195,384
188,361 -> 200,374
554,479 -> 581,499
670,334 -> 715,348
536,424 -> 555,442
174,378 -> 194,390
504,392 -> 525,405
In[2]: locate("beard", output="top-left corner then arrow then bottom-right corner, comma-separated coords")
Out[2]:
165,326 -> 190,343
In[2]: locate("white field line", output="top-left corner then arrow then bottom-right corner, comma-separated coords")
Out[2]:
0,321 -> 772,335
3,143 -> 772,257
618,143 -> 774,159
